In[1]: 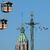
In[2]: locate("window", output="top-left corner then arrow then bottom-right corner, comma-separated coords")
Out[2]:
23,44 -> 25,50
19,45 -> 21,50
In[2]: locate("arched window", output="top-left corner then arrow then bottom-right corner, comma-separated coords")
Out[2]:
19,45 -> 21,50
23,44 -> 25,50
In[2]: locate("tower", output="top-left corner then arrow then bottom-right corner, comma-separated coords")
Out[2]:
15,26 -> 29,50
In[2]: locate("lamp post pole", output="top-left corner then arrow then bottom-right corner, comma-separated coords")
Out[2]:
26,13 -> 38,50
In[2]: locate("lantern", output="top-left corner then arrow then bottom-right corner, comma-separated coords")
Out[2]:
0,19 -> 8,30
1,1 -> 13,13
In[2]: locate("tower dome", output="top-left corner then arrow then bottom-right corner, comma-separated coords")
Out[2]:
15,26 -> 29,50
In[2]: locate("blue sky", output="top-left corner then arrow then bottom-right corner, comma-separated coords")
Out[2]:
0,0 -> 50,50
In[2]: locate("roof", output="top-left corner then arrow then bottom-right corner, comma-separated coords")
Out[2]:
17,26 -> 28,43
0,19 -> 7,21
3,1 -> 12,5
0,19 -> 7,24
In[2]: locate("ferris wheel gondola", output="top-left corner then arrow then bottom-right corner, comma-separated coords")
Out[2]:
1,1 -> 13,13
0,19 -> 8,30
